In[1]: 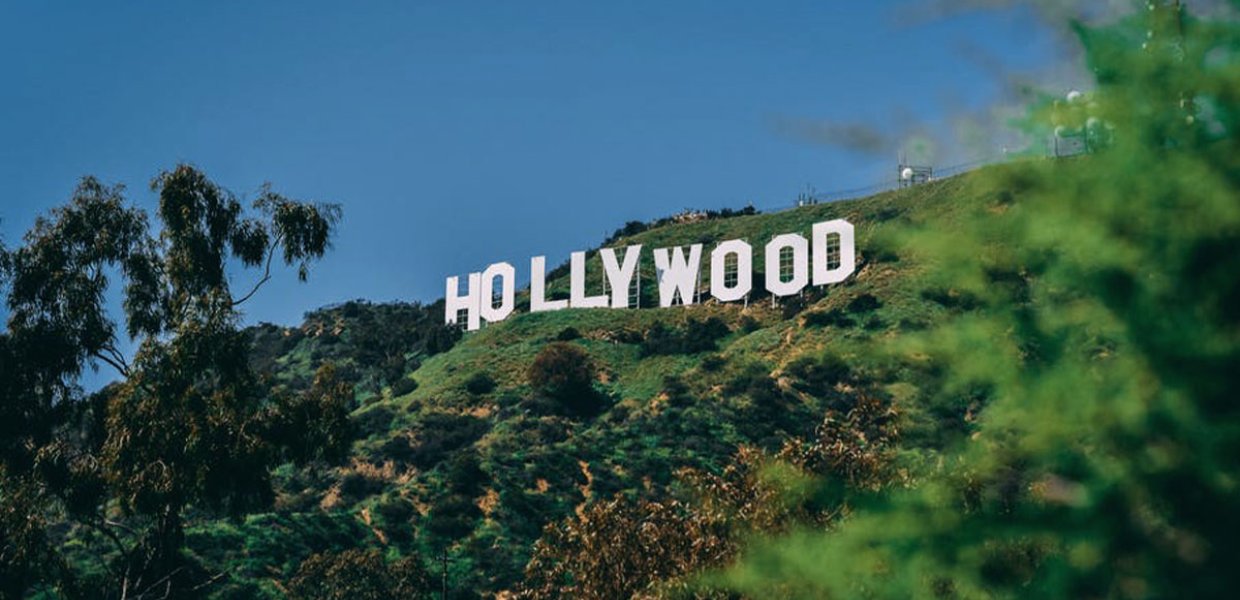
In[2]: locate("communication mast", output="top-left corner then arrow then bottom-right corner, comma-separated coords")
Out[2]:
897,152 -> 933,188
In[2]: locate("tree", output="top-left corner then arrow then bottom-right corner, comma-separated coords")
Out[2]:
287,548 -> 432,600
0,165 -> 351,598
519,497 -> 732,600
721,3 -> 1240,597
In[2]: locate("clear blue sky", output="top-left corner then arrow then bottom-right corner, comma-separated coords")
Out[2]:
1,1 -> 1063,336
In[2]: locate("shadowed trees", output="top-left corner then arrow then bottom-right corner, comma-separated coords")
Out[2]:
0,165 -> 352,598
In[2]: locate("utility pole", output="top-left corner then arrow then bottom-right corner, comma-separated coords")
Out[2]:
439,550 -> 456,600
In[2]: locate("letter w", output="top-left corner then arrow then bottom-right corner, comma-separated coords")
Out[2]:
653,244 -> 703,307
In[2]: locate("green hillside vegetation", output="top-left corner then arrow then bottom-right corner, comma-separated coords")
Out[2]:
189,170 -> 1008,596
8,4 -> 1235,598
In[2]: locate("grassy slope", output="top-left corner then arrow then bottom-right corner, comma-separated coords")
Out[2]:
192,168 -> 1004,597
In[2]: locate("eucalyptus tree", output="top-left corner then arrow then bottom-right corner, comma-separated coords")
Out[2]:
0,165 -> 352,598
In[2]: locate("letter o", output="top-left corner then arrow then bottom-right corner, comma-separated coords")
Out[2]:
480,262 -> 516,323
764,234 -> 809,297
711,239 -> 752,302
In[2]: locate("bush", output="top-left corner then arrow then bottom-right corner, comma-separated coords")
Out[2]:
701,354 -> 727,372
527,342 -> 604,416
353,406 -> 396,437
338,470 -> 385,502
443,450 -> 488,495
520,496 -> 731,599
390,377 -> 418,397
555,327 -> 581,341
407,413 -> 490,470
846,294 -> 882,314
640,317 -> 730,356
785,351 -> 853,395
425,493 -> 482,542
374,494 -> 416,543
725,362 -> 783,407
376,435 -> 415,465
661,375 -> 692,407
464,372 -> 496,395
802,310 -> 854,329
288,548 -> 432,600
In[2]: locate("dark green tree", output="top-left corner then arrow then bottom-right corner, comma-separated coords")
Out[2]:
0,165 -> 351,598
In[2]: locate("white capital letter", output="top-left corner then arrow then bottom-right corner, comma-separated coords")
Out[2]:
530,256 -> 568,312
601,245 -> 642,308
812,219 -> 856,285
765,234 -> 809,297
653,244 -> 703,307
710,239 -> 752,302
480,262 -> 516,324
571,251 -> 609,308
445,273 -> 481,331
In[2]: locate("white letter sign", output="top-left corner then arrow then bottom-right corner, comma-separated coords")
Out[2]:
653,244 -> 703,307
601,245 -> 642,308
710,239 -> 752,302
764,233 -> 809,297
447,219 -> 857,330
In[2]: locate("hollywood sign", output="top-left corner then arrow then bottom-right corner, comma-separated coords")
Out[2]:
445,219 -> 856,331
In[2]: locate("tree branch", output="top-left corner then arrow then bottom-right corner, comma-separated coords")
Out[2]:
231,233 -> 283,308
91,348 -> 131,379
83,519 -> 132,581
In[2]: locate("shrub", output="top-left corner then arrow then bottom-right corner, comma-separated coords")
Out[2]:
738,315 -> 761,333
785,351 -> 853,394
846,294 -> 882,314
407,413 -> 490,470
288,548 -> 432,600
464,372 -> 496,395
352,406 -> 396,437
919,287 -> 981,311
701,353 -> 727,372
527,343 -> 604,417
641,322 -> 676,356
338,470 -> 385,502
425,493 -> 482,542
373,494 -> 416,543
686,317 -> 730,346
802,310 -> 855,329
790,395 -> 900,491
376,435 -> 415,465
390,377 -> 418,397
555,327 -> 581,341
520,496 -> 732,599
661,375 -> 692,407
725,362 -> 783,407
443,450 -> 488,495
641,317 -> 730,356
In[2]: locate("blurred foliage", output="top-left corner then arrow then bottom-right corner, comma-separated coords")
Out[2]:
721,2 -> 1240,598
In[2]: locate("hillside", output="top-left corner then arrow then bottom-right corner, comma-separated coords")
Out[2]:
191,168 -> 1007,597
